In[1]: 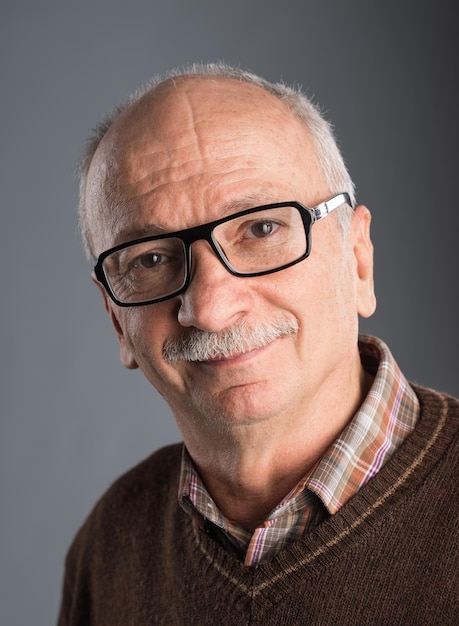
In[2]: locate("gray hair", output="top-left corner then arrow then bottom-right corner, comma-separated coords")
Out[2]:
78,62 -> 356,259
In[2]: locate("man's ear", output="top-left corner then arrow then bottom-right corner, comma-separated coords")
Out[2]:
351,205 -> 377,319
91,273 -> 139,370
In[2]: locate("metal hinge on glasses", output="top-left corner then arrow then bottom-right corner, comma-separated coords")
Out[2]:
313,193 -> 351,221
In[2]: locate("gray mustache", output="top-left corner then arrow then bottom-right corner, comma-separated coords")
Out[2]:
163,318 -> 299,363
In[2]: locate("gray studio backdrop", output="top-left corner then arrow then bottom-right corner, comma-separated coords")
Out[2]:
2,1 -> 458,624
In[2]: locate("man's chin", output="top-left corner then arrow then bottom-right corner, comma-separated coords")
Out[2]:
183,380 -> 279,431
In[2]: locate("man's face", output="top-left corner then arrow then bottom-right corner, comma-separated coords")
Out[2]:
86,77 -> 375,442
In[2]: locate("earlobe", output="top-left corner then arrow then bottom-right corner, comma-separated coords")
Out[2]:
351,206 -> 377,319
91,273 -> 139,370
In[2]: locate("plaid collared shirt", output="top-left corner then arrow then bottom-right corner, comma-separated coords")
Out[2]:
178,335 -> 419,566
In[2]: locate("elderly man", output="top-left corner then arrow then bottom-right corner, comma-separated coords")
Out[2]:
58,64 -> 458,625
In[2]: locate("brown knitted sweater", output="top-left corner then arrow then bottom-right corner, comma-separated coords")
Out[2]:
58,385 -> 459,625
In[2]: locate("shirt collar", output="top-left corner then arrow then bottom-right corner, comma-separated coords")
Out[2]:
307,335 -> 419,513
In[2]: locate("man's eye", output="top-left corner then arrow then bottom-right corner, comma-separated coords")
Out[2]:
249,220 -> 277,238
134,252 -> 165,269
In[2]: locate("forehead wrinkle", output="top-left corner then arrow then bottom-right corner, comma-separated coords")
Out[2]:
105,164 -> 267,221
179,88 -> 209,163
101,83 -> 300,201
101,167 -> 284,249
119,136 -> 233,197
118,130 -> 294,200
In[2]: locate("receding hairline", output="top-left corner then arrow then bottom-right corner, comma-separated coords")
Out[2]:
94,72 -> 301,155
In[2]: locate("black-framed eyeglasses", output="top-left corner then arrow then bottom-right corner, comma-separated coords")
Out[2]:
94,192 -> 351,307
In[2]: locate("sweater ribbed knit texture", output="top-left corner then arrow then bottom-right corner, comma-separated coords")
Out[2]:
58,385 -> 459,625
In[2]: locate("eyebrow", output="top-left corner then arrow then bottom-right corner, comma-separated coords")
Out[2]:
115,222 -> 166,244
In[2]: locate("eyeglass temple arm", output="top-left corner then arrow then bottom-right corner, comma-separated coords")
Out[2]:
313,193 -> 352,221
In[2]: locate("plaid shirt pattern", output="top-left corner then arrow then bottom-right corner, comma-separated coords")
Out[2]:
178,335 -> 419,565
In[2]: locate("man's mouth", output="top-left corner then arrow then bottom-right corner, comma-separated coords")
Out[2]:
198,345 -> 267,364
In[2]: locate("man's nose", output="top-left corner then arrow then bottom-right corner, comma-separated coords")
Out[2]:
177,240 -> 251,332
